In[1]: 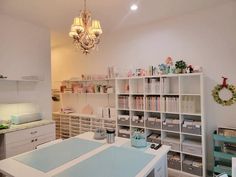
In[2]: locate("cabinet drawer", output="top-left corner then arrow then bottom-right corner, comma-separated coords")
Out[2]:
34,134 -> 55,149
5,139 -> 33,158
5,123 -> 55,144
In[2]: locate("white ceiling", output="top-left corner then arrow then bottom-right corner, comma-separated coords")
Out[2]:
0,0 -> 233,34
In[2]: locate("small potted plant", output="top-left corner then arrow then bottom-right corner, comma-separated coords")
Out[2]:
175,60 -> 187,74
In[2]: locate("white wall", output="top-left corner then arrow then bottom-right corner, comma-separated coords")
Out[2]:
0,14 -> 51,119
51,2 -> 236,169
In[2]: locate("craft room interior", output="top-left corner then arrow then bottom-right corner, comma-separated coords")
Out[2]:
0,0 -> 236,177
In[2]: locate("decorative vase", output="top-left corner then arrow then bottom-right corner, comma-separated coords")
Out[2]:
175,68 -> 186,74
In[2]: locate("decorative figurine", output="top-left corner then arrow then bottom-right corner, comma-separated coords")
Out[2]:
165,57 -> 174,74
158,64 -> 167,74
193,66 -> 202,73
187,65 -> 194,73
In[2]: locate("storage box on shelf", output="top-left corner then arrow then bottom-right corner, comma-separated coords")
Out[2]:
162,114 -> 180,132
182,155 -> 203,176
146,130 -> 161,144
115,73 -> 205,177
117,112 -> 130,126
118,126 -> 130,138
181,115 -> 201,135
213,131 -> 236,176
131,111 -> 144,127
168,151 -> 181,171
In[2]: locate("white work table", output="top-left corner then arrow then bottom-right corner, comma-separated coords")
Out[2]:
0,132 -> 170,177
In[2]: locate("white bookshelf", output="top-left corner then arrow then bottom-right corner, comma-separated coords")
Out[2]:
52,78 -> 116,139
115,73 -> 205,177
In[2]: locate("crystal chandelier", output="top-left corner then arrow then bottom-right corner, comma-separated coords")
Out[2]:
69,0 -> 102,54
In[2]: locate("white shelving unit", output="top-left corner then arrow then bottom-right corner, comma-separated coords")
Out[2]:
52,78 -> 116,139
115,73 -> 205,177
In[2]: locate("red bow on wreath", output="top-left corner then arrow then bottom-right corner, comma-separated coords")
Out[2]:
221,77 -> 228,88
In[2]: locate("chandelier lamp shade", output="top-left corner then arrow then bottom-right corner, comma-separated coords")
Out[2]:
69,0 -> 102,54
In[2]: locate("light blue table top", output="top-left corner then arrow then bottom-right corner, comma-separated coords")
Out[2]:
14,138 -> 103,172
53,146 -> 155,177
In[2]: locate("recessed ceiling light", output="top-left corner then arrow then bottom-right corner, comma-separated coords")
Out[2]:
130,4 -> 138,11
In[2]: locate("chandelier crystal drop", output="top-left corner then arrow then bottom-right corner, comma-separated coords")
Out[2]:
69,0 -> 102,54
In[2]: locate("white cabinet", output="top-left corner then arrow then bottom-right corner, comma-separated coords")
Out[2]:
3,123 -> 55,158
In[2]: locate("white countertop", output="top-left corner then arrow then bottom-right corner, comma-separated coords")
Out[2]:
0,120 -> 54,135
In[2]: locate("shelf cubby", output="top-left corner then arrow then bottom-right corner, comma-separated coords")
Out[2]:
161,76 -> 179,95
182,154 -> 203,176
146,129 -> 161,144
162,95 -> 180,113
180,75 -> 201,95
162,132 -> 181,152
182,135 -> 202,156
181,115 -> 201,135
162,113 -> 180,132
130,95 -> 144,110
145,77 -> 160,94
145,112 -> 161,130
168,151 -> 181,171
131,111 -> 144,127
181,95 -> 201,114
118,125 -> 130,139
117,95 -> 129,110
130,78 -> 144,94
145,95 -> 161,112
116,79 -> 129,94
117,110 -> 130,126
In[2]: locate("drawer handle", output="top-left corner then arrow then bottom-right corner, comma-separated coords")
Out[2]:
35,138 -> 38,141
31,139 -> 34,142
31,131 -> 38,135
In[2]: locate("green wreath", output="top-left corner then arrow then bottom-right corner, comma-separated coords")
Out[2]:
212,84 -> 236,106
